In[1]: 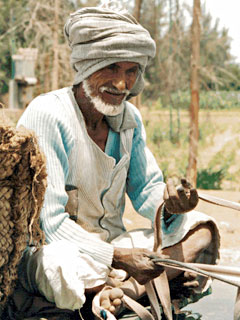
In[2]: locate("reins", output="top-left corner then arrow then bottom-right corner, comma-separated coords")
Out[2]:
150,257 -> 240,288
144,192 -> 240,320
198,191 -> 240,212
93,192 -> 240,320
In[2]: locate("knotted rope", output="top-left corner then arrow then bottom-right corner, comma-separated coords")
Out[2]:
0,125 -> 47,309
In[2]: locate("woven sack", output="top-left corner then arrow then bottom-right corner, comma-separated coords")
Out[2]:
0,124 -> 47,312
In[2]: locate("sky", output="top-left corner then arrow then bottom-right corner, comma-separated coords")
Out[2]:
180,0 -> 240,63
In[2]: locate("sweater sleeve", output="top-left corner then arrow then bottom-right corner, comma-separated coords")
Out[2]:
126,106 -> 166,223
17,94 -> 114,267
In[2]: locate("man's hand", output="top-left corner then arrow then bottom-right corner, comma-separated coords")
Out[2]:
169,271 -> 199,299
112,247 -> 166,285
164,178 -> 198,214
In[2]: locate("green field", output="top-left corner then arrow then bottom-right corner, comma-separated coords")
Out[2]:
142,107 -> 240,191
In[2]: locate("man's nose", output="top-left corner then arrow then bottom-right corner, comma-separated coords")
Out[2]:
112,76 -> 126,91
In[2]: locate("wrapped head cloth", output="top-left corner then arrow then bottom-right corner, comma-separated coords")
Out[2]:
64,7 -> 156,98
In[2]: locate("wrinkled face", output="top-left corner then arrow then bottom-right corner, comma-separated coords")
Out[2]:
82,61 -> 139,116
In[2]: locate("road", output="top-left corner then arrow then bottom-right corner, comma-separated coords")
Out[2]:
183,280 -> 237,319
119,281 -> 237,319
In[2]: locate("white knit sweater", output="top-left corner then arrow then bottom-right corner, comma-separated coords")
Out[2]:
17,87 -> 166,267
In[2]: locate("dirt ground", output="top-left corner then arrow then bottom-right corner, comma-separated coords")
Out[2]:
123,189 -> 240,265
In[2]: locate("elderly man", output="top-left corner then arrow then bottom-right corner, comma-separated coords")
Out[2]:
9,6 -> 219,320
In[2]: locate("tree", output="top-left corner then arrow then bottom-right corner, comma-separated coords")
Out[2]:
141,0 -> 238,101
133,0 -> 143,21
199,5 -> 233,90
187,0 -> 201,187
0,0 -> 28,96
1,0 -> 239,102
51,0 -> 60,91
21,0 -> 75,93
131,0 -> 143,109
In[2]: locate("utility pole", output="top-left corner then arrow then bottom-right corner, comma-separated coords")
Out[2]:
187,0 -> 201,186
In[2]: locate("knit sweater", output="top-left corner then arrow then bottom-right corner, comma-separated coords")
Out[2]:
17,87 -> 165,267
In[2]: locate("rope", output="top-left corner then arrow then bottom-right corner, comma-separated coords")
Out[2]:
0,125 -> 47,309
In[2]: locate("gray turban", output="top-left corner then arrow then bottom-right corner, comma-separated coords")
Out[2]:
64,7 -> 156,97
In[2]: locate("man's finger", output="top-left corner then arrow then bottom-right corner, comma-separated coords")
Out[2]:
163,185 -> 169,201
182,280 -> 199,288
177,188 -> 189,207
189,189 -> 199,208
181,178 -> 192,189
166,178 -> 178,197
183,271 -> 198,280
149,252 -> 170,260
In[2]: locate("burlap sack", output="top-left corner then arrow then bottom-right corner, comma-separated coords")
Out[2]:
0,124 -> 47,313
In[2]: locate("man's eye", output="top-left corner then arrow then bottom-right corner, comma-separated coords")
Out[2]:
127,67 -> 138,74
107,64 -> 117,71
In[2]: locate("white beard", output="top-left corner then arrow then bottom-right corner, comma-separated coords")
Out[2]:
82,80 -> 128,116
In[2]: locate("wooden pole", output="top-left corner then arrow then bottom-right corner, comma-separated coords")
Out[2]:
51,0 -> 59,91
131,0 -> 143,109
186,0 -> 201,187
133,0 -> 142,22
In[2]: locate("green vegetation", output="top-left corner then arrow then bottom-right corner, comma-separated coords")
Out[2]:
154,91 -> 240,110
1,0 -> 240,101
142,106 -> 240,191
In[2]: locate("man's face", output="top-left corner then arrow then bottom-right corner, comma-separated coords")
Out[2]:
82,61 -> 139,116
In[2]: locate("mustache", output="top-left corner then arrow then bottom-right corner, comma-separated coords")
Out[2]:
99,86 -> 130,96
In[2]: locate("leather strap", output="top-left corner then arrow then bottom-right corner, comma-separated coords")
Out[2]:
142,191 -> 240,319
145,281 -> 162,320
92,191 -> 239,319
152,258 -> 240,288
122,294 -> 155,320
198,191 -> 240,211
145,201 -> 173,320
153,275 -> 173,320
